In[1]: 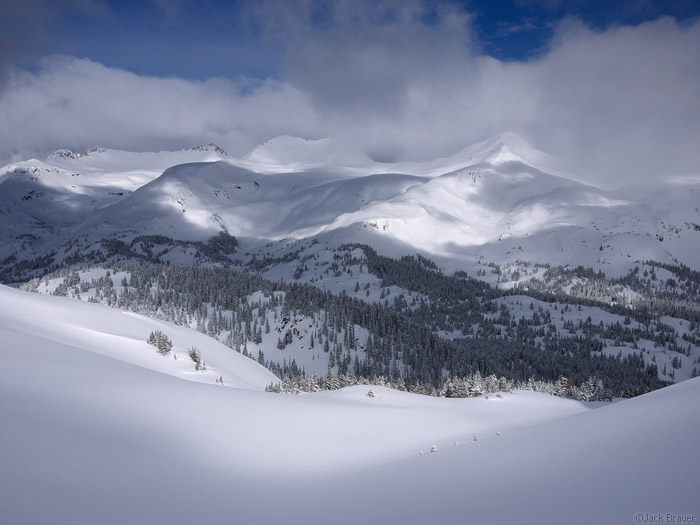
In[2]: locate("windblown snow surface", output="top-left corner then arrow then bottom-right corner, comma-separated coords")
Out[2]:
1,285 -> 698,524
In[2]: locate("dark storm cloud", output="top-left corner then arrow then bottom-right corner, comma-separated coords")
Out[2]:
0,0 -> 698,188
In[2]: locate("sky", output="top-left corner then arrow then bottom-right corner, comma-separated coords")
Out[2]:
1,0 -> 699,187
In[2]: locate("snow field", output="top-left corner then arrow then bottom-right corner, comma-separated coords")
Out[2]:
1,285 -> 698,524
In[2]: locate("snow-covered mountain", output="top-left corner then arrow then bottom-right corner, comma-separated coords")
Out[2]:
0,144 -> 228,262
1,282 -> 697,524
3,133 -> 700,278
53,133 -> 700,277
2,134 -> 698,523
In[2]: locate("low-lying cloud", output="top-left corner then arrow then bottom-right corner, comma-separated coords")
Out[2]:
1,1 -> 698,188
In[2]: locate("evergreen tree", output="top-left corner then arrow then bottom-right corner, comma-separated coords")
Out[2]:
322,365 -> 340,390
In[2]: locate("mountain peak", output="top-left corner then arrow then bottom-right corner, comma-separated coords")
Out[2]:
47,148 -> 82,160
435,132 -> 556,173
47,146 -> 107,160
492,131 -> 525,147
475,132 -> 536,161
189,143 -> 228,156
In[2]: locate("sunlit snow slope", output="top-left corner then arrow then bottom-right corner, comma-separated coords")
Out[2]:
1,285 -> 698,524
0,144 -> 228,261
2,133 -> 700,277
68,133 -> 700,275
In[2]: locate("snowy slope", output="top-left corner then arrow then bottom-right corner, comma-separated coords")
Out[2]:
74,160 -> 429,241
3,133 -> 700,278
0,284 -> 275,389
62,133 -> 700,276
0,144 -> 228,261
325,376 -> 700,525
0,284 -> 697,524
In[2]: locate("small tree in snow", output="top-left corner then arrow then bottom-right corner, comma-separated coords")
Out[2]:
189,346 -> 206,371
322,365 -> 340,390
580,376 -> 607,401
148,330 -> 172,356
554,376 -> 571,397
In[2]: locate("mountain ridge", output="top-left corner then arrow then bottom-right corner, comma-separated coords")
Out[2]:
1,133 -> 699,279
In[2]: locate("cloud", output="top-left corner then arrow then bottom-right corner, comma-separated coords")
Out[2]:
529,17 -> 700,183
495,19 -> 539,37
0,56 -> 322,156
0,1 -> 699,188
268,1 -> 475,112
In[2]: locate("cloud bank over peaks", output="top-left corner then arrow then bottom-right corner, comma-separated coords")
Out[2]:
0,56 -> 323,159
0,3 -> 698,188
